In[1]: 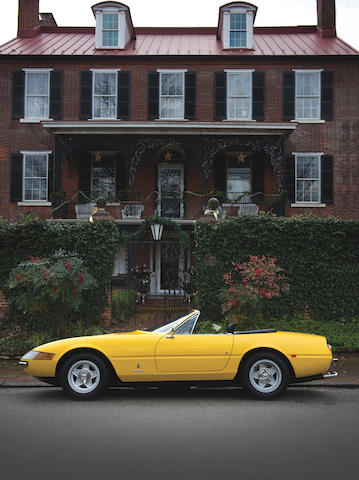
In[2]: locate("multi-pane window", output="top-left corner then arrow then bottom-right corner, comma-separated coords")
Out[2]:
25,71 -> 50,119
227,71 -> 252,120
23,153 -> 49,201
229,13 -> 247,48
295,154 -> 321,203
92,153 -> 116,199
227,156 -> 251,202
102,13 -> 119,47
295,71 -> 321,119
159,72 -> 185,119
93,71 -> 117,119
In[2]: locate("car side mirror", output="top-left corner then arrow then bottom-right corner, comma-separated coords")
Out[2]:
166,328 -> 175,339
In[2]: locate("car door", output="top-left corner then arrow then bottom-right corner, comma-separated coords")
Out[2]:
155,317 -> 234,373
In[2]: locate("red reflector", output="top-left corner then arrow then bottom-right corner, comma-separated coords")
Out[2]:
291,354 -> 297,358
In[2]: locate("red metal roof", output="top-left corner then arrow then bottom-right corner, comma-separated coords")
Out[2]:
0,26 -> 357,57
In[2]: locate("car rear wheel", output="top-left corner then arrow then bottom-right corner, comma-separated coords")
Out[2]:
240,352 -> 289,399
60,353 -> 109,399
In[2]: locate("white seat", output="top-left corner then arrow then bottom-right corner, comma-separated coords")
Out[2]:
75,202 -> 96,219
238,203 -> 259,216
122,204 -> 144,219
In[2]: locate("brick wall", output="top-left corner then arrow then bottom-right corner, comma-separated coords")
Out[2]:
0,290 -> 9,318
0,57 -> 359,218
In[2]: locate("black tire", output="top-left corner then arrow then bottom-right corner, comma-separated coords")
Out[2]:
240,352 -> 290,399
60,352 -> 109,400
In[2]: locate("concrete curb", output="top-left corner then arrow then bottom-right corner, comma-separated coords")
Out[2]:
1,381 -> 359,388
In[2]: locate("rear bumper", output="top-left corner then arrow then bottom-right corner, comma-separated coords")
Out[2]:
293,358 -> 338,383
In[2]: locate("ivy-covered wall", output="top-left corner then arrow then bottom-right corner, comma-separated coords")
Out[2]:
194,215 -> 359,323
0,217 -> 119,325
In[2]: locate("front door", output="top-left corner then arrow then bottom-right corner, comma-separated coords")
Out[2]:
157,163 -> 184,218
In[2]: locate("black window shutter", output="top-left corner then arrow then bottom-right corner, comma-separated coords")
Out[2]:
321,71 -> 334,121
284,154 -> 295,203
47,153 -> 54,201
185,72 -> 196,120
148,72 -> 159,120
80,71 -> 93,120
252,71 -> 265,121
50,71 -> 63,120
283,72 -> 295,121
10,153 -> 23,202
117,71 -> 130,120
251,154 -> 264,201
214,72 -> 227,120
213,154 -> 227,195
12,71 -> 25,119
78,152 -> 92,197
321,155 -> 334,204
115,154 -> 127,200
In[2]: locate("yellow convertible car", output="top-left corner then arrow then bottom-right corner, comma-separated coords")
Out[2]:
19,309 -> 337,399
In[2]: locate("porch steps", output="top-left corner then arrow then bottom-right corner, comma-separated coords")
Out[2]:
123,295 -> 192,330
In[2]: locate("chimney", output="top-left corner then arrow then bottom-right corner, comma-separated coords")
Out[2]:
18,0 -> 40,37
317,0 -> 336,37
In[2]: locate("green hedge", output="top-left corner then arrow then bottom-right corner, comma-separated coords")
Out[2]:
0,217 -> 119,328
194,214 -> 359,323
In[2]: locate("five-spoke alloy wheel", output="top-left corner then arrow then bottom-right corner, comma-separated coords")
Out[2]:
60,353 -> 109,399
241,352 -> 290,399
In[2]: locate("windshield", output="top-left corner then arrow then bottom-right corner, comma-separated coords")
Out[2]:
145,311 -> 198,333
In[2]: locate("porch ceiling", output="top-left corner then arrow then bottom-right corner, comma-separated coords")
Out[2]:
42,121 -> 296,136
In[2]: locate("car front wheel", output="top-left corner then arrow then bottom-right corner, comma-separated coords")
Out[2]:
60,353 -> 109,399
240,352 -> 289,399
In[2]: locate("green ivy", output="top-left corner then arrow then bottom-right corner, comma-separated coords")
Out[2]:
194,214 -> 359,323
0,217 -> 120,329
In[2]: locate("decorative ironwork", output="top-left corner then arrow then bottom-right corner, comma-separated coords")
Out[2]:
126,240 -> 190,322
53,133 -> 286,203
202,135 -> 284,187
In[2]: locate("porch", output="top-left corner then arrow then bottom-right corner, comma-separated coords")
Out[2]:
48,130 -> 290,220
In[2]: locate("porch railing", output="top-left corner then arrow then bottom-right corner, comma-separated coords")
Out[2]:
51,190 -> 283,220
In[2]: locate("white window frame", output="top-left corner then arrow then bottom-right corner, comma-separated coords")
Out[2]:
229,12 -> 247,48
294,69 -> 322,121
23,68 -> 52,120
91,69 -> 119,120
293,152 -> 323,205
225,69 -> 254,120
157,69 -> 187,120
101,11 -> 120,48
21,151 -> 51,203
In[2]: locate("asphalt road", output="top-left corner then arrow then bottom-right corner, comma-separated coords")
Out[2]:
0,386 -> 358,480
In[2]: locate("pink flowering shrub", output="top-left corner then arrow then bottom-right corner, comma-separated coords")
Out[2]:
223,255 -> 290,325
7,249 -> 96,333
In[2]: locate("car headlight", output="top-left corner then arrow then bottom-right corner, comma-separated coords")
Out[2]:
22,350 -> 55,360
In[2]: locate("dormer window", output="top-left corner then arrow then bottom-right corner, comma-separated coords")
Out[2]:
218,2 -> 257,50
229,13 -> 247,48
92,2 -> 135,50
102,12 -> 119,47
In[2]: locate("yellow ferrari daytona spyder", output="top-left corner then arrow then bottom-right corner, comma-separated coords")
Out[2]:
19,310 -> 337,399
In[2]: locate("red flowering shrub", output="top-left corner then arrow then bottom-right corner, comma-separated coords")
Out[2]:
7,249 -> 96,334
223,255 -> 290,325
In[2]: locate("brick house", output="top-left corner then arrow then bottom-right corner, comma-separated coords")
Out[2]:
0,0 -> 358,300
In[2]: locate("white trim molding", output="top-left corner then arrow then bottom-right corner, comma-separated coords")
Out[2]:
42,121 -> 297,136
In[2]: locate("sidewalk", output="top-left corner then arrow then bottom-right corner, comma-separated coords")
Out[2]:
1,353 -> 359,387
